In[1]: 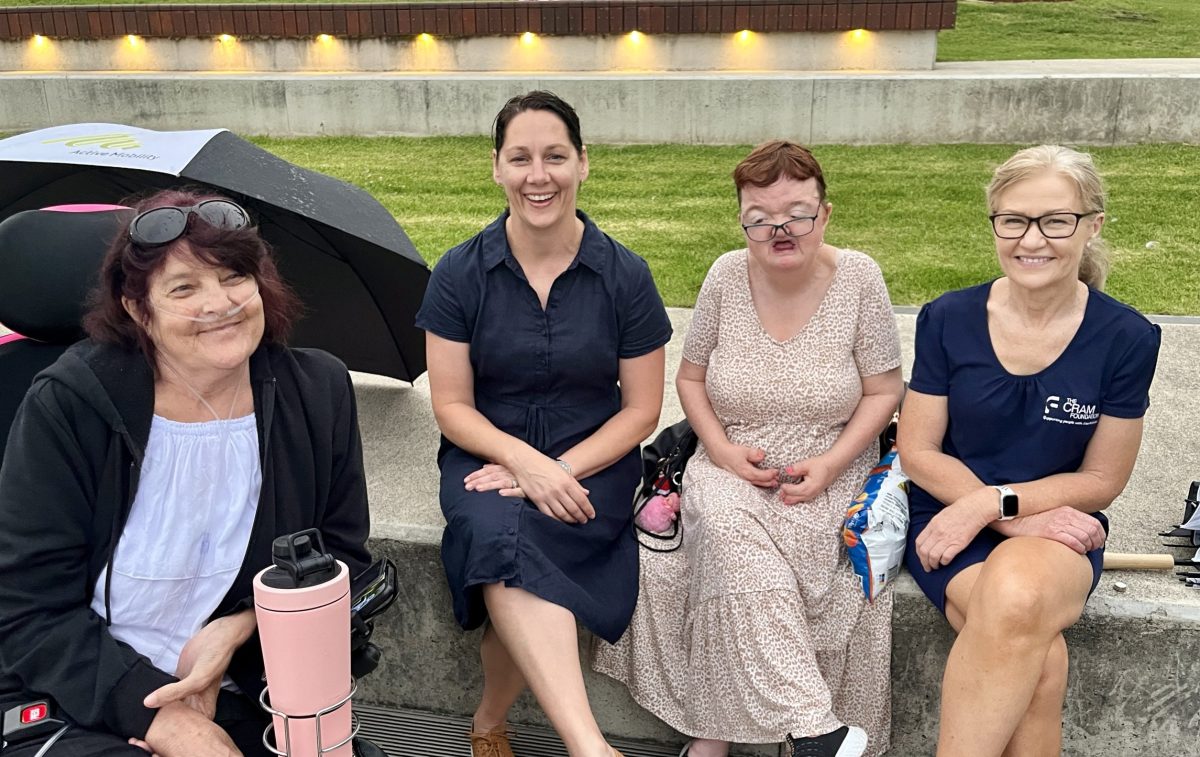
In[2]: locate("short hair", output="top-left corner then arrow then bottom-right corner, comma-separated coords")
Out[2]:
84,188 -> 302,368
492,90 -> 584,155
986,145 -> 1110,290
733,140 -> 827,205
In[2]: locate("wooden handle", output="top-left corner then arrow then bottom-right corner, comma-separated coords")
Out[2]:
1103,552 -> 1175,571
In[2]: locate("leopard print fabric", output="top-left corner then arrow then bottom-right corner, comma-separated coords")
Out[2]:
594,248 -> 901,755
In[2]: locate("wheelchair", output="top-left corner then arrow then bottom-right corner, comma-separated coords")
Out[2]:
0,206 -> 397,757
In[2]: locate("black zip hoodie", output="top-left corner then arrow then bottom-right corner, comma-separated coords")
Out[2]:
0,339 -> 371,739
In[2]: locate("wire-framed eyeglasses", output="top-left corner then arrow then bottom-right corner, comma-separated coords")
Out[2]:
741,216 -> 818,242
989,211 -> 1098,240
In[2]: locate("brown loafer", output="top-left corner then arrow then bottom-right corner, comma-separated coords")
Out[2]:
469,722 -> 515,757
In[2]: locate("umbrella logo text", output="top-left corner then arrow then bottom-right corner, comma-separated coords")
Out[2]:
42,133 -> 142,150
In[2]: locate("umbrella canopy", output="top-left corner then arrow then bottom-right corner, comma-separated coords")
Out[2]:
0,123 -> 429,382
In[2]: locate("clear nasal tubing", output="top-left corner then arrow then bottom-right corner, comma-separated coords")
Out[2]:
154,286 -> 261,324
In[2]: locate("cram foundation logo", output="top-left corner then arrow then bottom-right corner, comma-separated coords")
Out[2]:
42,133 -> 142,150
1042,394 -> 1099,426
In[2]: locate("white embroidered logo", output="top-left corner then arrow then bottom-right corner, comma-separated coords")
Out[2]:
1043,395 -> 1099,426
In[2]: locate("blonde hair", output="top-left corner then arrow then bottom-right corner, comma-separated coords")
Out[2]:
986,145 -> 1110,290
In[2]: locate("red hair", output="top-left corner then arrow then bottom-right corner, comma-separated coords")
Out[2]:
733,140 -> 827,204
84,188 -> 302,367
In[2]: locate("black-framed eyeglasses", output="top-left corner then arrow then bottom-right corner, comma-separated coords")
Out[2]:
989,211 -> 1097,240
741,216 -> 818,242
128,200 -> 250,248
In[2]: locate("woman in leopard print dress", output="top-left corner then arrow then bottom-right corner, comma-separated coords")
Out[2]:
594,141 -> 903,757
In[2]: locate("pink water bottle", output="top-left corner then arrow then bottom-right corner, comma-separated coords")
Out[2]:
254,530 -> 355,757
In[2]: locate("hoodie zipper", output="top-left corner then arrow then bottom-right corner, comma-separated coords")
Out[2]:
104,456 -> 141,626
239,377 -> 277,575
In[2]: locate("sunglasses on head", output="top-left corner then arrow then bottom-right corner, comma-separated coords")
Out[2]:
128,199 -> 250,248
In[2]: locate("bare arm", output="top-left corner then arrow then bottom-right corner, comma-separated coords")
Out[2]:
899,388 -> 1139,570
558,347 -> 666,478
898,389 -> 1142,518
781,367 -> 903,504
895,390 -> 986,506
426,332 -> 593,522
676,358 -> 779,487
426,333 -> 535,465
428,334 -> 665,523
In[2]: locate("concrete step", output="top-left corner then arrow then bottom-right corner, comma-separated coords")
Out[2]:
355,536 -> 1200,757
349,308 -> 1200,756
2,60 -> 1200,144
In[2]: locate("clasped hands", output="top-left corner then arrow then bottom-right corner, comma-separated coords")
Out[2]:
465,454 -> 595,524
131,610 -> 257,756
915,486 -> 1107,573
710,441 -> 838,505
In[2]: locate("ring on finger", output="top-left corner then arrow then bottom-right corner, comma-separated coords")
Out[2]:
510,478 -> 518,489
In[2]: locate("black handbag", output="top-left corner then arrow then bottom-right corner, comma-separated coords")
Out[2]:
633,419 -> 698,552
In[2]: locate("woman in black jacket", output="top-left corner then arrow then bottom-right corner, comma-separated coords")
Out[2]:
0,190 -> 371,756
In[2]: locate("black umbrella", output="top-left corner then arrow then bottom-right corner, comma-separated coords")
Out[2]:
0,123 -> 429,382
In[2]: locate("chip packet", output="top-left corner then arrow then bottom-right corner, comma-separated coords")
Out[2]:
843,448 -> 910,602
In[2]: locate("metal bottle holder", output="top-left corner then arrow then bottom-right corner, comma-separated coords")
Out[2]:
259,678 -> 362,756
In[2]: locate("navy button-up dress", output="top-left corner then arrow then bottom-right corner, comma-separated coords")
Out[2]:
415,210 -> 672,642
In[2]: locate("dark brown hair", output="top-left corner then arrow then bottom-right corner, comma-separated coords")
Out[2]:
733,140 -> 827,204
84,188 -> 301,367
492,90 -> 584,155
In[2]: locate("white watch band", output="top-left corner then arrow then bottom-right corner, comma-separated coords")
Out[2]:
995,485 -> 1018,520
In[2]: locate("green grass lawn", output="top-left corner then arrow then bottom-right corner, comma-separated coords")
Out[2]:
251,136 -> 1200,315
939,0 -> 1200,61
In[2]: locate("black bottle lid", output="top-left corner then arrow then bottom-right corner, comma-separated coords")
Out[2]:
260,529 -> 339,589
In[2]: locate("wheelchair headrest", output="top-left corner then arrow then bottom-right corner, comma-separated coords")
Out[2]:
0,205 -> 132,344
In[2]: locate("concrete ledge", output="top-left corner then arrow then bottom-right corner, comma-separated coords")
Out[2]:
350,308 -> 1200,755
359,536 -> 1200,756
3,60 -> 1200,143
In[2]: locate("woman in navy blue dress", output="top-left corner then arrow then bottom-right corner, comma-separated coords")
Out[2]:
899,145 -> 1161,756
415,91 -> 672,757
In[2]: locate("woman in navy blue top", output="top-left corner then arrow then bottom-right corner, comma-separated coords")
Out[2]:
415,91 -> 671,757
898,145 -> 1160,757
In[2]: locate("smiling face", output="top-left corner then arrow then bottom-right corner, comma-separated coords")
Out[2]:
129,244 -> 265,376
493,108 -> 589,234
738,177 -> 831,274
992,170 -> 1104,293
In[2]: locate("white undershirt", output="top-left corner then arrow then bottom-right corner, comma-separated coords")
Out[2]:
91,413 -> 261,676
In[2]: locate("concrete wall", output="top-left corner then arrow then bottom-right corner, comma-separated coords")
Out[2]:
359,537 -> 1200,757
2,63 -> 1198,144
2,30 -> 937,73
346,309 -> 1200,756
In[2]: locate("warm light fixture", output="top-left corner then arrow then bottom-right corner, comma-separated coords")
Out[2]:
850,28 -> 867,41
316,33 -> 334,44
217,33 -> 236,43
32,34 -> 48,46
628,30 -> 644,44
417,33 -> 434,43
736,29 -> 753,43
520,31 -> 536,45
125,34 -> 141,47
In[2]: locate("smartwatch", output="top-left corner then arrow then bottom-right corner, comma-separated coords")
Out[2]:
994,485 -> 1019,521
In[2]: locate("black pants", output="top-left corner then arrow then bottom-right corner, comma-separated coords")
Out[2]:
3,691 -> 271,757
